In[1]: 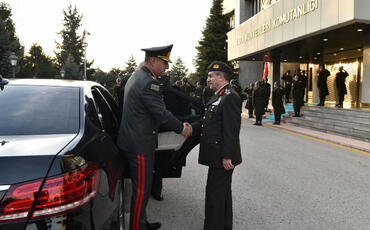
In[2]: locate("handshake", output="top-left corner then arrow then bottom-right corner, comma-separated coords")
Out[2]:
181,122 -> 193,138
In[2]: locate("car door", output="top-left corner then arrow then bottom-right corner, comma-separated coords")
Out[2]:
155,86 -> 202,178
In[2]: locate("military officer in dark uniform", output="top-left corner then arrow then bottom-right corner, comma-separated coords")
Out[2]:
282,70 -> 292,103
253,81 -> 265,126
317,65 -> 331,106
292,75 -> 305,117
117,45 -> 192,230
272,82 -> 286,125
244,83 -> 254,118
261,78 -> 271,112
194,81 -> 204,102
335,66 -> 348,108
192,61 -> 242,230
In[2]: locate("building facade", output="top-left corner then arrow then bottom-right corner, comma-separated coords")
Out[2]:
227,0 -> 370,108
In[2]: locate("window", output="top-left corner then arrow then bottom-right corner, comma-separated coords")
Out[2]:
0,86 -> 80,135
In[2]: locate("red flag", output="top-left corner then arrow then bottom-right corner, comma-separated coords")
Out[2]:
262,62 -> 269,80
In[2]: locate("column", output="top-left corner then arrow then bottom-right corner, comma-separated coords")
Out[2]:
361,31 -> 370,107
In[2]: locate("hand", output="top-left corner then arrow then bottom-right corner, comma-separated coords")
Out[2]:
181,122 -> 192,138
222,159 -> 234,171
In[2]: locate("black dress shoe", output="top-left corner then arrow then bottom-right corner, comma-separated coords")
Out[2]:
151,193 -> 164,201
253,122 -> 258,125
146,222 -> 161,230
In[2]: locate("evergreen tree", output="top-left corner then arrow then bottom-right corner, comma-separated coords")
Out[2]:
21,44 -> 58,78
0,2 -> 23,78
167,57 -> 189,85
122,55 -> 137,77
55,4 -> 91,79
63,54 -> 81,80
193,0 -> 232,84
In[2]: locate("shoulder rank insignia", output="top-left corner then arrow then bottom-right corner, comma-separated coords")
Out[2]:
225,89 -> 231,95
150,84 -> 160,92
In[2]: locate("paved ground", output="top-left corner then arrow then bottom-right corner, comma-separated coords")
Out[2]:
125,118 -> 370,230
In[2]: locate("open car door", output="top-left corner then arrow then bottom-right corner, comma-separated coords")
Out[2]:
155,86 -> 202,178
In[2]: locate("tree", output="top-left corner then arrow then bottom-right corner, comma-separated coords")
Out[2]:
63,54 -> 81,80
193,0 -> 232,84
122,55 -> 137,78
55,4 -> 91,79
167,57 -> 189,85
20,44 -> 58,78
0,2 -> 23,78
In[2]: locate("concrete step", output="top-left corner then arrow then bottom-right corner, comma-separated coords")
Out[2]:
304,106 -> 370,119
289,117 -> 370,142
302,110 -> 370,126
296,115 -> 370,132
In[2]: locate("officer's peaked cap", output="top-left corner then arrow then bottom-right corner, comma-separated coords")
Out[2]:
208,61 -> 232,74
142,44 -> 173,63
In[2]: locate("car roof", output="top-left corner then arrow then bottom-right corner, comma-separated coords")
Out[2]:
7,78 -> 102,89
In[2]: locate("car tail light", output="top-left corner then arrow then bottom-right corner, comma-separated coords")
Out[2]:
0,163 -> 99,223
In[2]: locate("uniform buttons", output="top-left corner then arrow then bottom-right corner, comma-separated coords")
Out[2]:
215,141 -> 218,144
201,125 -> 204,128
203,116 -> 206,120
201,133 -> 203,136
152,131 -> 156,134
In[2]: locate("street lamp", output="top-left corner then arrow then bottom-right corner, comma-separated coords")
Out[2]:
60,68 -> 65,78
9,53 -> 18,78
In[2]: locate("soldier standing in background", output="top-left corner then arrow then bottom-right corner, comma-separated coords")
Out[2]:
253,81 -> 265,126
335,66 -> 348,108
292,75 -> 305,117
272,82 -> 286,125
113,77 -> 123,115
244,83 -> 255,118
317,65 -> 331,106
194,81 -> 204,103
282,70 -> 292,103
261,78 -> 271,112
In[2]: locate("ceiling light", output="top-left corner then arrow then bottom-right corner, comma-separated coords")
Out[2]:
340,48 -> 344,51
323,38 -> 328,42
299,56 -> 303,59
317,52 -> 321,55
284,59 -> 287,62
314,57 -> 318,60
357,29 -> 363,32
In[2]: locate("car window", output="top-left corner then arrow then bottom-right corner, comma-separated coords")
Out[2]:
163,87 -> 202,122
91,88 -> 119,139
97,86 -> 120,120
0,85 -> 80,135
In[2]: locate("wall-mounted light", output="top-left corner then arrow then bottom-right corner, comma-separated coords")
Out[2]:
357,29 -> 363,32
323,38 -> 328,42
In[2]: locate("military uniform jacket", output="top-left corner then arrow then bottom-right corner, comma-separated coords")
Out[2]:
193,84 -> 242,168
117,66 -> 183,155
272,87 -> 286,115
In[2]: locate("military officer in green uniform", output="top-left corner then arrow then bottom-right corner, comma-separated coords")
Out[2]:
117,45 -> 192,230
192,61 -> 242,230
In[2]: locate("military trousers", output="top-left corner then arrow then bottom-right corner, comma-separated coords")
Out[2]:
126,152 -> 154,230
204,167 -> 234,230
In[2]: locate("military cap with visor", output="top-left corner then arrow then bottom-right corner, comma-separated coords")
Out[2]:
142,44 -> 173,63
208,61 -> 232,74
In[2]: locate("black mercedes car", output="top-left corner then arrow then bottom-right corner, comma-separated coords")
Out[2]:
0,78 -> 201,230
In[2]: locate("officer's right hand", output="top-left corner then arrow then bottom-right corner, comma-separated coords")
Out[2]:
181,122 -> 192,138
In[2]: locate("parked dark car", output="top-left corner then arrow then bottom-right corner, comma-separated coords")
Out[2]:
0,79 -> 201,229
